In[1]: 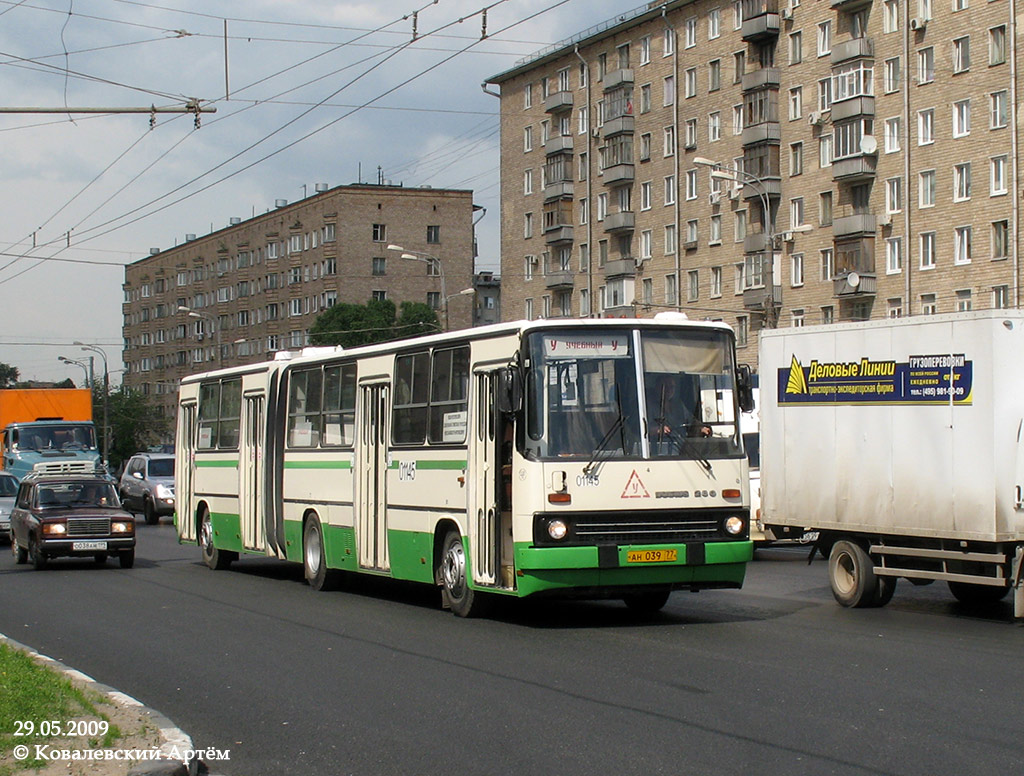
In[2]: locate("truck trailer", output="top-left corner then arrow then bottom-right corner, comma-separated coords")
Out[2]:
759,310 -> 1024,618
0,388 -> 100,480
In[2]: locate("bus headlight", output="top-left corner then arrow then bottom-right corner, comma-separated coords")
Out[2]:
723,516 -> 746,536
547,519 -> 568,541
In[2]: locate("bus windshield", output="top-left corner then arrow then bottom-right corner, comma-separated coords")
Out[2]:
525,327 -> 742,461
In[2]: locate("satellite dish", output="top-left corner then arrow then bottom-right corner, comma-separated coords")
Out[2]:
859,135 -> 878,155
847,272 -> 861,288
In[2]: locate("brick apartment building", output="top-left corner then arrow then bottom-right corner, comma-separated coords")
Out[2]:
487,0 -> 1020,366
122,183 -> 478,421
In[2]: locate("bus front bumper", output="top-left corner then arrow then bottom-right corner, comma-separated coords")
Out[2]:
511,540 -> 752,598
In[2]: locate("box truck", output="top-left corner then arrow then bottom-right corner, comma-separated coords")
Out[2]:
0,389 -> 101,480
759,311 -> 1024,618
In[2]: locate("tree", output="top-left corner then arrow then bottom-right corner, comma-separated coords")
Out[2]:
309,299 -> 439,348
93,385 -> 171,472
0,362 -> 19,388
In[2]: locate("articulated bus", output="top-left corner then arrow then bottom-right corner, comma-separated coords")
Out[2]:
174,316 -> 755,616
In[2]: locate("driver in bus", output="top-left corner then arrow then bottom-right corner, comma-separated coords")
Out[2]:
646,374 -> 712,443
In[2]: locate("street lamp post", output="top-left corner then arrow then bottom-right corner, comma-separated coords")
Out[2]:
74,342 -> 109,469
444,287 -> 475,329
693,158 -> 779,328
178,305 -> 221,361
386,244 -> 449,330
58,356 -> 90,387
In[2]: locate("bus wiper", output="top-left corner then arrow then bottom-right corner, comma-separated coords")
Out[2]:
658,426 -> 713,476
583,394 -> 626,476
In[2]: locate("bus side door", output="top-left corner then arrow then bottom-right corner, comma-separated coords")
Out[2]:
357,381 -> 391,572
176,402 -> 196,541
240,393 -> 265,551
470,371 -> 503,587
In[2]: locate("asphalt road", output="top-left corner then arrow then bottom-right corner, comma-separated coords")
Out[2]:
1,523 -> 1021,776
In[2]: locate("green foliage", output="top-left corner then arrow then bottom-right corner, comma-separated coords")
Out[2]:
0,362 -> 19,389
309,298 -> 440,348
92,385 -> 171,471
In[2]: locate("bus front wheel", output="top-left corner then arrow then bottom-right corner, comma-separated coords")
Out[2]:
439,530 -> 488,618
199,509 -> 234,571
828,539 -> 887,608
303,516 -> 339,591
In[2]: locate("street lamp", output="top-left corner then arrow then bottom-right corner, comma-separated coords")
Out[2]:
694,157 -> 779,328
58,356 -> 90,387
74,342 -> 109,469
386,244 -> 450,330
178,305 -> 221,360
445,287 -> 475,328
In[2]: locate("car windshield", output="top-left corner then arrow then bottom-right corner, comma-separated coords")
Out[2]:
0,475 -> 17,496
18,425 -> 97,452
38,482 -> 119,508
148,458 -> 174,477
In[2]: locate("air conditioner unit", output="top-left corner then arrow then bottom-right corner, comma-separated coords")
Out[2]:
782,231 -> 795,242
808,111 -> 823,126
709,191 -> 723,205
729,184 -> 742,200
781,6 -> 793,20
910,17 -> 926,30
878,213 -> 893,226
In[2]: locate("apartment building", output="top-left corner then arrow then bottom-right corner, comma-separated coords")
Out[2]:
122,183 -> 477,420
487,0 -> 1019,366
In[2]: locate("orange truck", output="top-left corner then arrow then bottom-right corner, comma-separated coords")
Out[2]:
0,389 -> 101,480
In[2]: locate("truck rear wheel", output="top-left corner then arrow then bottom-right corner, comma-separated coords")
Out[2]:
947,581 -> 1010,605
828,539 -> 885,608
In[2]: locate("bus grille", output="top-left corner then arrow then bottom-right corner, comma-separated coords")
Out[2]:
67,518 -> 111,537
534,509 -> 740,546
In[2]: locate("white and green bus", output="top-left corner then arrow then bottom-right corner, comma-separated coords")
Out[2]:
174,316 -> 755,616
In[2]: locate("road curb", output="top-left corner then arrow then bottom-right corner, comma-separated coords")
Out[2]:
0,632 -> 200,775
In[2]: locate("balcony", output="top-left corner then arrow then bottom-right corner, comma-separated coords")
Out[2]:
604,258 -> 637,278
741,12 -> 780,42
830,96 -> 875,122
742,176 -> 782,201
544,180 -> 575,201
741,68 -> 781,92
831,153 -> 877,182
743,285 -> 782,309
744,231 -> 772,254
603,115 -> 635,137
833,213 -> 876,237
831,37 -> 874,65
603,163 -> 635,185
831,0 -> 872,10
603,69 -> 634,91
742,121 -> 781,147
546,135 -> 574,155
544,90 -> 573,114
544,225 -> 574,245
833,272 -> 877,297
545,270 -> 575,289
604,211 -> 636,233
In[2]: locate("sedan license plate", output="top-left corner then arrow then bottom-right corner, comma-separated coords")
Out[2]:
626,549 -> 678,564
72,541 -> 108,551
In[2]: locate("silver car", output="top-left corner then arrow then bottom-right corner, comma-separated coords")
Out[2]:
0,471 -> 16,540
118,453 -> 175,525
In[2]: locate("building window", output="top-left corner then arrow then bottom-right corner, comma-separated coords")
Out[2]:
789,31 -> 802,65
640,230 -> 653,260
685,118 -> 698,149
792,309 -> 805,328
791,253 -> 804,286
709,59 -> 721,92
990,25 -> 1007,66
818,78 -> 832,111
992,220 -> 1009,260
918,109 -> 934,145
663,75 -> 675,106
917,47 -> 934,84
953,36 -> 970,74
990,91 -> 1008,129
372,257 -> 386,276
991,155 -> 1008,195
524,212 -> 533,238
790,197 -> 805,227
953,99 -> 971,138
993,285 -> 1010,309
919,169 -> 936,208
883,57 -> 900,93
524,169 -> 533,195
684,68 -> 697,98
920,232 -> 936,269
639,35 -> 651,65
789,87 -> 802,120
956,290 -> 972,312
884,117 -> 901,153
819,191 -> 833,226
819,135 -> 833,168
885,177 -> 902,213
709,111 -> 721,142
372,223 -> 386,242
821,306 -> 834,325
921,293 -> 937,315
736,316 -> 748,347
953,162 -> 971,201
790,142 -> 803,176
733,50 -> 745,84
664,174 -> 676,206
708,8 -> 721,39
684,17 -> 697,48
664,224 -> 677,255
883,0 -> 899,33
710,266 -> 722,298
664,26 -> 675,56
685,169 -> 698,200
666,273 -> 678,306
886,237 -> 903,274
954,225 -> 972,265
820,248 -> 834,281
817,21 -> 831,56
664,125 -> 676,157
734,210 -> 747,242
709,215 -> 722,245
688,270 -> 699,301
524,126 -> 533,152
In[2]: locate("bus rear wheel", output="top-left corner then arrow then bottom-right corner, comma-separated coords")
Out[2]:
303,516 -> 339,591
439,529 -> 488,618
828,539 -> 886,608
623,589 -> 671,613
199,508 -> 234,571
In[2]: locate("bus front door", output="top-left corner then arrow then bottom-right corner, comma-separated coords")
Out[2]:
470,371 -> 503,588
357,382 -> 391,572
240,394 -> 265,551
176,402 -> 196,541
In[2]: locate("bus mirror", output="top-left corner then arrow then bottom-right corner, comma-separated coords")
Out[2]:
737,364 -> 755,413
496,368 -> 523,414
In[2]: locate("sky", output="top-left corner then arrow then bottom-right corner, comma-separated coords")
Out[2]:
0,0 -> 632,385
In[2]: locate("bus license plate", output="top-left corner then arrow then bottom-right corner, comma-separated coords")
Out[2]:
72,541 -> 108,551
627,549 -> 678,564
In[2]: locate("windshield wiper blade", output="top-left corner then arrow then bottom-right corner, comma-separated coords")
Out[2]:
583,393 -> 627,476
